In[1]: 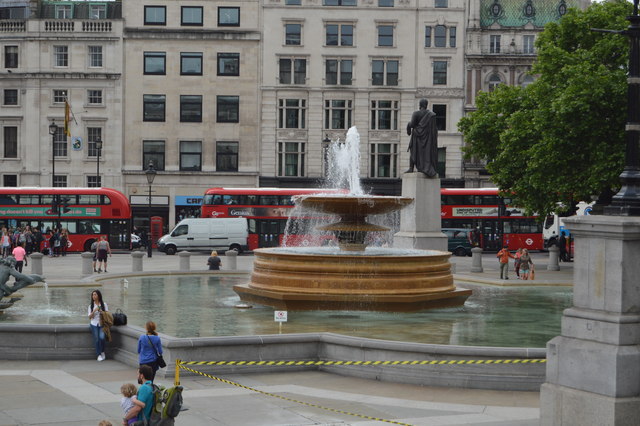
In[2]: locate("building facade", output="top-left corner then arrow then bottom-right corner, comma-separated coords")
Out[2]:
0,0 -> 123,189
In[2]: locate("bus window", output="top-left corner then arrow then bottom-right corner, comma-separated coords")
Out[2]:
246,194 -> 258,205
78,195 -> 101,205
248,218 -> 257,234
59,221 -> 77,233
0,195 -> 17,204
223,195 -> 239,205
279,195 -> 295,206
259,195 -> 278,205
18,194 -> 40,204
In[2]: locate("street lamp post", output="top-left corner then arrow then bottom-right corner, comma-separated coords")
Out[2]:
145,161 -> 157,258
95,137 -> 102,187
48,120 -> 58,187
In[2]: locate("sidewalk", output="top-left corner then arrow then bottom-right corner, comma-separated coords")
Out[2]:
1,250 -> 569,425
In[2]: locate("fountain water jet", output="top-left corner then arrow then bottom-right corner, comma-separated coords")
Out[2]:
233,127 -> 471,311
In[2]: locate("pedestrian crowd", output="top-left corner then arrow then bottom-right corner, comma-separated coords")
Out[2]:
1,225 -> 73,259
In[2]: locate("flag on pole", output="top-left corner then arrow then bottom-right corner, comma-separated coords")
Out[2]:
64,100 -> 71,137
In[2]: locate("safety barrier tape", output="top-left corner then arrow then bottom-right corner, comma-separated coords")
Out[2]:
178,363 -> 414,426
179,358 -> 546,367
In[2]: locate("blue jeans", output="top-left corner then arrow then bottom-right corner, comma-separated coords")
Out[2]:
89,324 -> 105,356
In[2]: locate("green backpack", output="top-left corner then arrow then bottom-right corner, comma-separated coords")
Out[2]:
151,384 -> 184,420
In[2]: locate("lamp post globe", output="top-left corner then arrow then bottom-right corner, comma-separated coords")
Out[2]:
145,161 -> 157,258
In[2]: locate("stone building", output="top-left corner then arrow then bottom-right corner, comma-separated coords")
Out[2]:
0,0 -> 123,189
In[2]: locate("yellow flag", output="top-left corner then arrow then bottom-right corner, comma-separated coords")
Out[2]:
64,101 -> 71,137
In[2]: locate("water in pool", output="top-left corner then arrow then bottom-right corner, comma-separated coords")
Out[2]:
1,275 -> 572,347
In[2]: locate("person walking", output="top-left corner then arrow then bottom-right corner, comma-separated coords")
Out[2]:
0,228 -> 10,258
11,242 -> 27,273
207,250 -> 222,270
558,231 -> 569,262
60,229 -> 69,256
519,248 -> 534,280
514,248 -> 523,279
88,289 -> 109,361
95,235 -> 112,273
137,321 -> 163,382
496,245 -> 515,280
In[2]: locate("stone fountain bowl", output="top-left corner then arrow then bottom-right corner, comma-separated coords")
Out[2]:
296,195 -> 414,217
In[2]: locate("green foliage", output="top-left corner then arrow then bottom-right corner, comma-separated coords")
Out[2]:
458,0 -> 631,217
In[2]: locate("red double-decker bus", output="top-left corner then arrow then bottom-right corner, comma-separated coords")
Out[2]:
0,187 -> 132,252
201,187 -> 345,250
441,188 -> 543,251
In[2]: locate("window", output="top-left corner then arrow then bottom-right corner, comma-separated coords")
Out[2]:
4,46 -> 17,68
425,26 -> 431,47
217,96 -> 239,123
323,0 -> 357,5
180,95 -> 203,122
53,89 -> 68,104
326,24 -> 353,46
488,73 -> 502,92
144,52 -> 166,75
490,35 -> 501,53
3,175 -> 17,187
55,4 -> 72,19
3,126 -> 17,158
278,99 -> 306,129
216,141 -> 238,171
435,0 -> 448,7
286,0 -> 301,4
434,25 -> 446,47
450,27 -> 457,48
218,7 -> 240,27
53,175 -> 67,188
181,52 -> 203,75
432,104 -> 446,131
87,176 -> 101,188
324,99 -> 352,129
370,100 -> 398,130
3,89 -> 18,106
521,74 -> 535,87
180,141 -> 202,171
143,140 -> 165,171
54,46 -> 68,67
53,126 -> 67,158
278,142 -> 305,177
371,59 -> 398,86
89,4 -> 106,19
370,143 -> 397,178
285,24 -> 301,45
87,90 -> 103,105
144,6 -> 166,25
143,95 -> 166,122
377,25 -> 394,47
433,60 -> 447,85
88,46 -> 103,67
437,147 -> 446,177
279,58 -> 306,84
325,59 -> 352,85
87,127 -> 102,157
217,53 -> 240,76
523,35 -> 535,54
379,0 -> 394,6
182,6 -> 203,26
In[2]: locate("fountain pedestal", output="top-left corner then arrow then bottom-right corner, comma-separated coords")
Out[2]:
394,172 -> 447,251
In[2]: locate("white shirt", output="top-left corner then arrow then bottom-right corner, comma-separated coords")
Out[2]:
88,302 -> 108,326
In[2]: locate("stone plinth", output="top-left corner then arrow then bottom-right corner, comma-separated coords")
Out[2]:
393,172 -> 447,251
541,215 -> 640,426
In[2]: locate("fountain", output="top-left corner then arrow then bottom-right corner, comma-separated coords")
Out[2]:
233,127 -> 471,311
0,256 -> 45,311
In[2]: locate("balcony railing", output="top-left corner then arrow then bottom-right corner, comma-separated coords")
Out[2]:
0,20 -> 26,32
40,19 -> 115,33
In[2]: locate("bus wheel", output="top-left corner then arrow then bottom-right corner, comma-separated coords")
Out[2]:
229,244 -> 242,254
165,246 -> 176,255
454,247 -> 467,257
84,239 -> 96,252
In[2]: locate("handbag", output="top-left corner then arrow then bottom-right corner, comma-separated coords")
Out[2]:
147,335 -> 166,368
113,308 -> 127,326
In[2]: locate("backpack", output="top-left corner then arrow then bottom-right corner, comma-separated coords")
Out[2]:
150,383 -> 184,422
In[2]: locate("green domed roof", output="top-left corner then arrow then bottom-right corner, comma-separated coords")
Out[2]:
480,0 -> 581,28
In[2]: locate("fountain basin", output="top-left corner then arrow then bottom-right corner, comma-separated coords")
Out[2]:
234,247 -> 472,312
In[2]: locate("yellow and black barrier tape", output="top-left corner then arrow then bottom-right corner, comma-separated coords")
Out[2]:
178,363 -> 415,426
179,358 -> 546,367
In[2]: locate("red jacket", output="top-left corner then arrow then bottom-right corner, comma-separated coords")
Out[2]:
496,249 -> 515,264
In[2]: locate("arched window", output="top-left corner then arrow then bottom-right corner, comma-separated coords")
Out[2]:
488,73 -> 502,92
521,75 -> 535,87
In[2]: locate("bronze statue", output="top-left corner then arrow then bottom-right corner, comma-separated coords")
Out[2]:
0,256 -> 44,300
406,98 -> 438,177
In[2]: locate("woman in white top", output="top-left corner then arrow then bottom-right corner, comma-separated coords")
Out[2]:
1,228 -> 10,258
88,289 -> 108,361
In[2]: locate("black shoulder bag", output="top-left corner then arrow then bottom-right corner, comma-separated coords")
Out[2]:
146,335 -> 166,368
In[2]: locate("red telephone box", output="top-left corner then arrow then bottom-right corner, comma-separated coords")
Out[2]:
150,216 -> 163,249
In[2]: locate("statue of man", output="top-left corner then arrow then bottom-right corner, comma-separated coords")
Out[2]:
0,257 -> 44,299
406,98 -> 438,177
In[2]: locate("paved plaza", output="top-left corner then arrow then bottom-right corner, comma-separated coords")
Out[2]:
0,250 -> 573,425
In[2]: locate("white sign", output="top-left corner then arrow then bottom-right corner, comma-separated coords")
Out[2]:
130,195 -> 169,206
274,310 -> 288,322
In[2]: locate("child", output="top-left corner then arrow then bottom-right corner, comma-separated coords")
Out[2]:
120,383 -> 145,425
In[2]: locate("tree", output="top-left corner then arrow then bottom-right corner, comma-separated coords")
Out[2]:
458,0 -> 631,217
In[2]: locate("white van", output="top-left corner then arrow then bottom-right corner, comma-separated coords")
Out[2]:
157,218 -> 249,255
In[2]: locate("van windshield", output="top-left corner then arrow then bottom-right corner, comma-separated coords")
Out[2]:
172,224 -> 188,236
